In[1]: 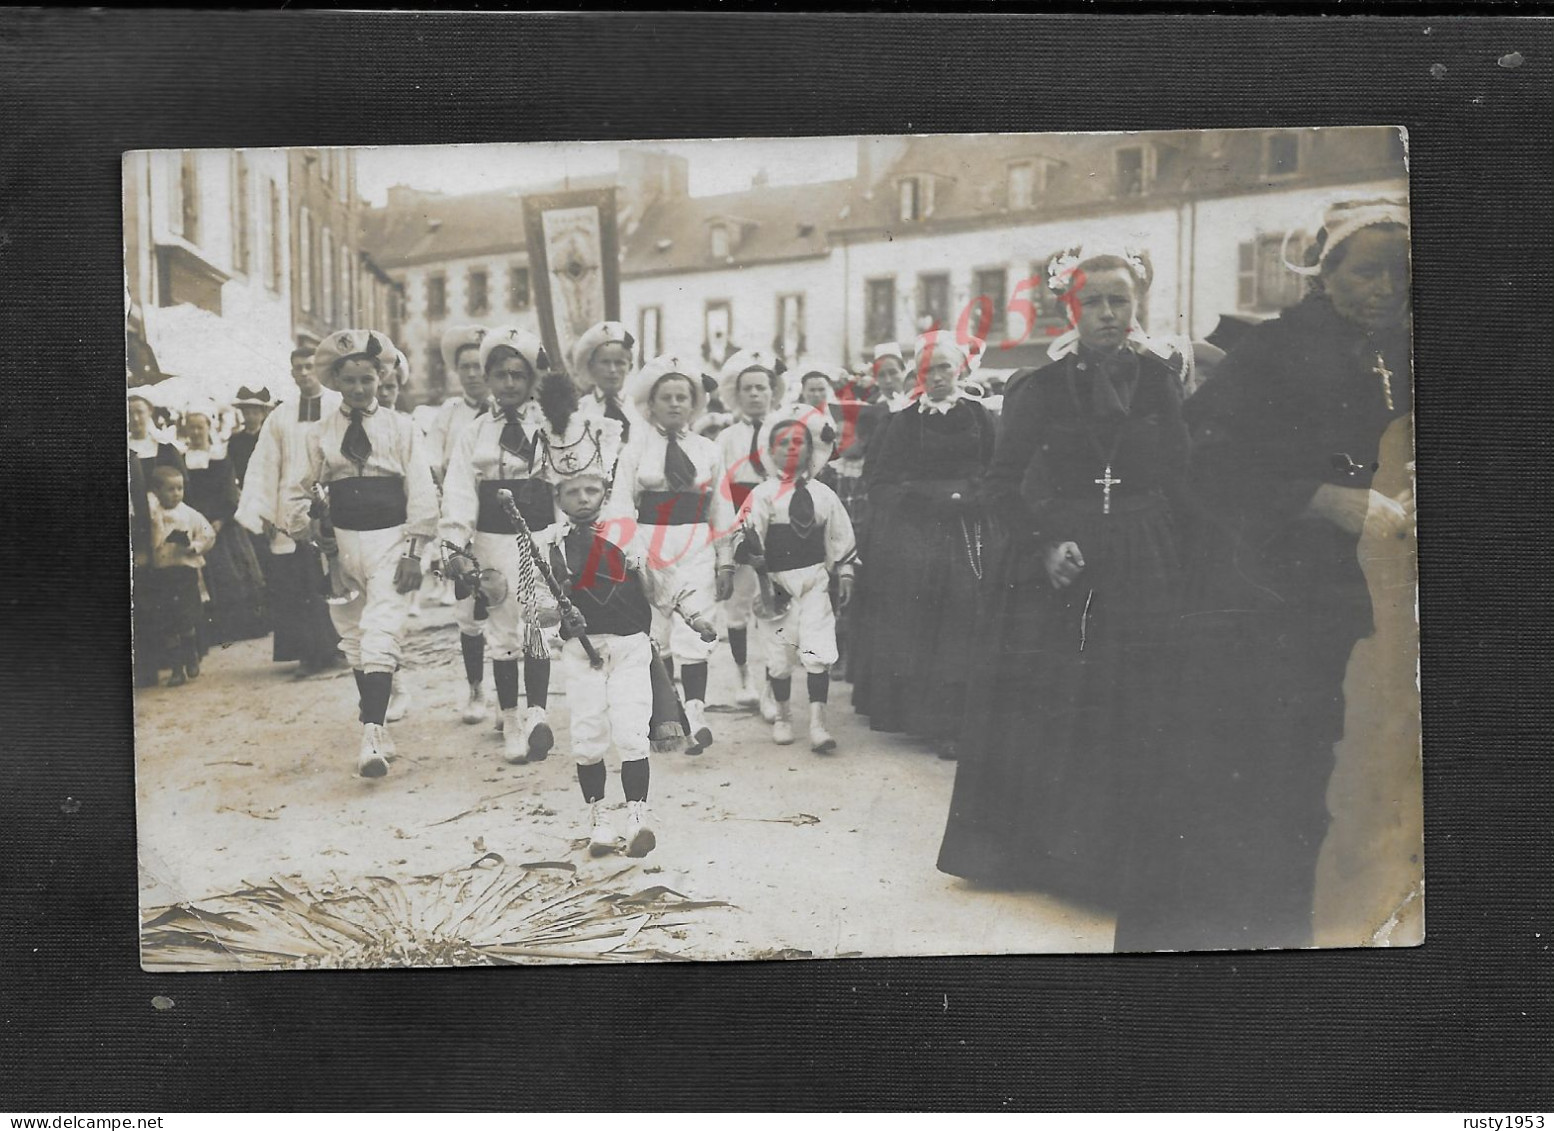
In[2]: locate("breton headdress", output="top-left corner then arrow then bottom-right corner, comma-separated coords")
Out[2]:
912,329 -> 986,377
755,401 -> 838,481
1045,243 -> 1153,298
439,324 -> 489,371
479,326 -> 551,376
871,341 -> 904,364
784,362 -> 851,407
1281,197 -> 1409,277
717,348 -> 788,411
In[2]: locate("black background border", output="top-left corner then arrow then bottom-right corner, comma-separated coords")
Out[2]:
2,9 -> 1551,1112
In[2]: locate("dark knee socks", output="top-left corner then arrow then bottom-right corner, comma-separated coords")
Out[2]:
769,675 -> 792,703
681,661 -> 709,703
576,760 -> 607,803
359,671 -> 393,726
728,627 -> 748,667
524,656 -> 550,709
492,659 -> 519,711
460,632 -> 485,686
807,671 -> 830,704
620,758 -> 650,803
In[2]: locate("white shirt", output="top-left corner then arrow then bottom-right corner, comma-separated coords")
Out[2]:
426,395 -> 490,480
287,401 -> 439,542
235,388 -> 342,552
606,426 -> 736,570
743,476 -> 857,577
440,410 -> 545,548
578,386 -> 645,439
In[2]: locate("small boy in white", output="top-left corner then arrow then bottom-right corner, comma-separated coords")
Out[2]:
146,465 -> 218,687
531,408 -> 717,857
739,404 -> 857,752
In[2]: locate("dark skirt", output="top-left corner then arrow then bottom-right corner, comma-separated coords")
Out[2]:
201,521 -> 270,644
850,498 -> 985,742
259,541 -> 340,666
1111,601 -> 1361,951
936,494 -> 1183,907
136,565 -> 204,668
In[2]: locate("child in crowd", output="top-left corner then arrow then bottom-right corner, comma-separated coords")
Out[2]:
143,465 -> 217,687
531,422 -> 718,857
739,404 -> 857,752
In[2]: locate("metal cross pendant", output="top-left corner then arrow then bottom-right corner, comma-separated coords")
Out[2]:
1373,354 -> 1395,411
1095,464 -> 1122,515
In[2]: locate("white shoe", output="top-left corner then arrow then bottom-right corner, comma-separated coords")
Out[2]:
358,724 -> 390,778
734,666 -> 759,708
385,683 -> 410,723
809,702 -> 836,754
588,801 -> 616,857
461,683 -> 487,725
624,800 -> 656,858
758,677 -> 778,723
523,706 -> 554,763
772,702 -> 795,746
501,707 -> 527,764
684,699 -> 713,756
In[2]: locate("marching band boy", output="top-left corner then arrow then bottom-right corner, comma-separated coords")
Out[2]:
439,327 -> 560,766
530,413 -> 717,858
286,330 -> 437,779
607,355 -> 737,756
714,349 -> 787,712
739,404 -> 857,752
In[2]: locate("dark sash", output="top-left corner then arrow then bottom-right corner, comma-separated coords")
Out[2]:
637,489 -> 710,527
328,476 -> 407,531
477,478 -> 555,534
764,523 -> 826,571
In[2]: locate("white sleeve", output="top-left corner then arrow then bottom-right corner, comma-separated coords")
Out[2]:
234,414 -> 281,534
439,422 -> 481,548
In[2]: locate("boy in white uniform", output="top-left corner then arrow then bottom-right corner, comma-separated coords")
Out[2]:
439,327 -> 560,766
606,354 -> 737,756
739,404 -> 857,752
713,349 -> 787,712
530,412 -> 717,857
426,324 -> 496,725
286,330 -> 438,778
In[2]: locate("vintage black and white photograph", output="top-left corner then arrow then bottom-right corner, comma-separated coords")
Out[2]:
125,127 -> 1421,970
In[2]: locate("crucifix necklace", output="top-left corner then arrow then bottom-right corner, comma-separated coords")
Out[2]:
1372,352 -> 1396,412
1065,359 -> 1130,516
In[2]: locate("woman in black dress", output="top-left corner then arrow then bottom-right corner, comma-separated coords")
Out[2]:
1114,200 -> 1413,951
850,331 -> 995,755
937,250 -> 1190,907
129,392 -> 186,686
181,407 -> 269,645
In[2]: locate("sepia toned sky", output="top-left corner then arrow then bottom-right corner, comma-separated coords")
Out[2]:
354,136 -> 861,204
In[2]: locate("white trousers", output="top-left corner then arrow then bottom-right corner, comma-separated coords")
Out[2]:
560,633 -> 653,766
470,530 -> 557,662
332,526 -> 414,674
638,524 -> 718,664
765,563 -> 837,678
453,590 -> 483,637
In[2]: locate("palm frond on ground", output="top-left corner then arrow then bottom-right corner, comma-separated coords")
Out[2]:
141,855 -> 731,970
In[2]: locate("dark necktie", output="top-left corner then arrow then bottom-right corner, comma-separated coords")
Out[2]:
747,417 -> 764,475
664,432 -> 697,491
298,396 -> 320,423
341,408 -> 372,466
789,480 -> 816,533
499,405 -> 534,463
603,394 -> 630,443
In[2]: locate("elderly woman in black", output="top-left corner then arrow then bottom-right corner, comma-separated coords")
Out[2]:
1113,200 -> 1413,951
937,248 -> 1191,909
850,331 -> 996,756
